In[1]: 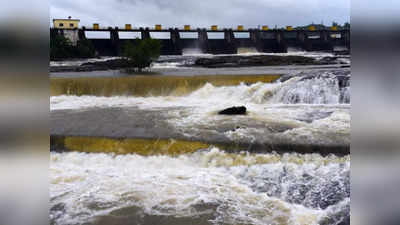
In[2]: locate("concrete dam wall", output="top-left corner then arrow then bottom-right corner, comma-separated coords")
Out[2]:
51,27 -> 350,56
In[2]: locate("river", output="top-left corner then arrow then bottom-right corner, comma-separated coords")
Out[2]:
50,51 -> 350,225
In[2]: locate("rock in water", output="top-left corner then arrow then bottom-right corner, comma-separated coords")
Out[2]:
218,106 -> 247,115
194,55 -> 317,68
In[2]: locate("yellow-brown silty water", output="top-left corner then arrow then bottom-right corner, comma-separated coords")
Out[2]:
50,75 -> 281,97
51,136 -> 224,156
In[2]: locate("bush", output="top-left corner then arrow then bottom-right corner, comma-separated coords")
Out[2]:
50,35 -> 74,60
122,38 -> 161,72
76,39 -> 96,58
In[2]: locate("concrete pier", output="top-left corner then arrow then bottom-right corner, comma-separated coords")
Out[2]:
198,29 -> 208,53
110,27 -> 120,55
140,27 -> 151,39
170,28 -> 182,55
78,28 -> 86,40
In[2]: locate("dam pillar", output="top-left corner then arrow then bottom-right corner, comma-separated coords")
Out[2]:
78,27 -> 86,41
250,29 -> 261,52
224,29 -> 237,54
224,29 -> 235,42
320,30 -> 333,51
296,30 -> 309,51
198,28 -> 209,53
275,30 -> 287,53
320,30 -> 329,42
140,27 -> 151,40
170,28 -> 182,55
250,29 -> 260,43
297,30 -> 305,42
110,27 -> 120,55
341,30 -> 350,51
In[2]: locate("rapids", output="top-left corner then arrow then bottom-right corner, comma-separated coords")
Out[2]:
50,58 -> 350,224
50,148 -> 349,225
50,71 -> 350,110
51,71 -> 350,153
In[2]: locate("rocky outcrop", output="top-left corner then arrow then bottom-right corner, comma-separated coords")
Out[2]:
50,59 -> 132,72
317,56 -> 349,65
195,55 -> 321,68
51,54 -> 350,73
51,107 -> 349,155
218,106 -> 247,115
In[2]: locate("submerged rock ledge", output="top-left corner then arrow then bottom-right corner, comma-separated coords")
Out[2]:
51,107 -> 349,156
50,135 -> 349,156
194,55 -> 346,68
50,55 -> 349,72
50,59 -> 132,73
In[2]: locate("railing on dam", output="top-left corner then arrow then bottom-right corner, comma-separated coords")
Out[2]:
51,26 -> 350,55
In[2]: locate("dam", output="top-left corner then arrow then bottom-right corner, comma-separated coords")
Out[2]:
50,25 -> 350,56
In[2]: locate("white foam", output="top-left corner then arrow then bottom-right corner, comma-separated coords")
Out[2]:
50,77 -> 349,111
151,62 -> 183,69
272,76 -> 345,104
182,48 -> 209,56
50,57 -> 121,67
50,148 -> 349,225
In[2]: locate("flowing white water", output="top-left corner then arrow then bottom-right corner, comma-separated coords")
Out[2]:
182,48 -> 207,55
50,75 -> 350,146
50,148 -> 349,225
50,73 -> 350,224
272,76 -> 344,104
50,57 -> 121,67
51,74 -> 350,111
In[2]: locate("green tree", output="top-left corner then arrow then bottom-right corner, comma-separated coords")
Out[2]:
344,22 -> 350,29
50,35 -> 74,60
122,38 -> 161,72
50,35 -> 96,60
75,39 -> 96,58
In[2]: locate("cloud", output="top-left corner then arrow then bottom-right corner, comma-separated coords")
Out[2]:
50,0 -> 350,28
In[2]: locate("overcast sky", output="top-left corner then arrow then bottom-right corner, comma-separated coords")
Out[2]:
50,0 -> 350,29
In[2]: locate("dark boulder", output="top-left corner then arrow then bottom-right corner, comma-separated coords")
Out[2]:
80,59 -> 132,70
218,106 -> 247,115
